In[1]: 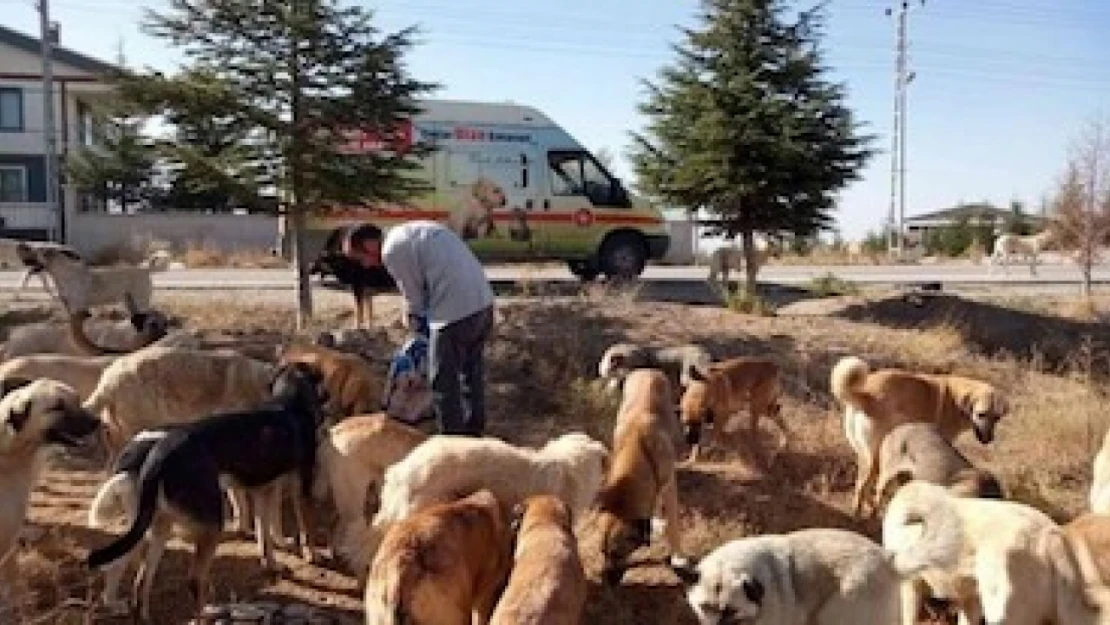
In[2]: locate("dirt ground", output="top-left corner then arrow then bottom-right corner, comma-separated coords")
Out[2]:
2,282 -> 1109,624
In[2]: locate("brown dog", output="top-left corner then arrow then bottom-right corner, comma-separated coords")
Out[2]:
831,355 -> 1009,518
1065,513 -> 1110,583
489,495 -> 587,625
364,488 -> 513,625
316,413 -> 429,581
679,356 -> 785,464
278,341 -> 381,420
596,368 -> 689,585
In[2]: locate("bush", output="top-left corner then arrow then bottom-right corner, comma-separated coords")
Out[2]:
807,272 -> 860,297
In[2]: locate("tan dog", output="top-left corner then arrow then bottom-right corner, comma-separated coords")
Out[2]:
1091,428 -> 1110,514
1066,513 -> 1110,583
874,422 -> 1004,511
0,353 -> 116,401
364,488 -> 513,625
278,341 -> 380,420
0,379 -> 101,596
679,357 -> 786,464
1,306 -> 169,361
884,480 -> 1110,625
21,246 -> 169,313
489,495 -> 588,625
449,176 -> 506,240
315,413 -> 429,581
596,368 -> 689,585
831,355 -> 1008,518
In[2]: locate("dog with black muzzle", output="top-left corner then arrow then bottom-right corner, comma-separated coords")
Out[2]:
0,378 -> 101,592
595,368 -> 689,586
84,362 -> 329,623
830,355 -> 1009,519
678,357 -> 785,466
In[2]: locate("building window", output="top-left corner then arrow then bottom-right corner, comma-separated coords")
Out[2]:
0,166 -> 28,202
77,100 -> 95,146
0,88 -> 23,132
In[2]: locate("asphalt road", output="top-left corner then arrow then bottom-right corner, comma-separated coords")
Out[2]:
0,261 -> 1107,295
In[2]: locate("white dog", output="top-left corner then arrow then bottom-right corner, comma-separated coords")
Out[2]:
21,246 -> 170,313
989,230 -> 1053,275
884,479 -> 1110,625
680,528 -> 908,625
0,238 -> 82,300
347,432 -> 609,580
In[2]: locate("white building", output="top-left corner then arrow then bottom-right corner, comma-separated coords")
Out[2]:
0,23 -> 113,241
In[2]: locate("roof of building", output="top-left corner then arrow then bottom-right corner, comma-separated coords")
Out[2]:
906,202 -> 1045,224
0,23 -> 116,75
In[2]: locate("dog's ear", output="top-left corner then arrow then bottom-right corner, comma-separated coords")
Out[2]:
0,377 -> 33,398
688,364 -> 709,383
741,576 -> 764,605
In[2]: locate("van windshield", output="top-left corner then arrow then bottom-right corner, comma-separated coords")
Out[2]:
547,150 -> 630,208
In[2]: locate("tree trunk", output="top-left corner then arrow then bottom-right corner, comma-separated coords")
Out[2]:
740,229 -> 759,297
291,204 -> 313,330
288,2 -> 312,330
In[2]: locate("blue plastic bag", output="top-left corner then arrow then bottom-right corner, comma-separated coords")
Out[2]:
382,312 -> 430,417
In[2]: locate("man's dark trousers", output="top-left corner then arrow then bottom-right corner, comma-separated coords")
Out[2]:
428,306 -> 494,436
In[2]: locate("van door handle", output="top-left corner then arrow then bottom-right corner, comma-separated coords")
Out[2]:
543,199 -> 551,211
525,199 -> 533,210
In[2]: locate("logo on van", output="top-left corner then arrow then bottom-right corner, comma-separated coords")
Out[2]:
574,208 -> 594,228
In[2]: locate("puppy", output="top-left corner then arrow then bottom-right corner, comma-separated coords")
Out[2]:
0,379 -> 101,592
315,413 -> 428,580
23,246 -> 168,313
597,342 -> 713,392
1091,427 -> 1110,514
85,362 -> 328,622
449,177 -> 505,240
360,432 -> 609,578
679,357 -> 786,465
831,355 -> 1008,518
490,495 -> 587,625
309,252 -> 396,329
874,422 -> 1004,511
680,528 -> 905,625
883,479 -> 1109,625
596,368 -> 688,584
0,353 -> 116,401
278,341 -> 381,421
364,488 -> 513,625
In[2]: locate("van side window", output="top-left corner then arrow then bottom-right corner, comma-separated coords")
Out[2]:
547,150 -> 630,208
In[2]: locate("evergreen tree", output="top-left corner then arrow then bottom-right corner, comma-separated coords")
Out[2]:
65,102 -> 158,214
629,0 -> 874,293
124,0 -> 436,326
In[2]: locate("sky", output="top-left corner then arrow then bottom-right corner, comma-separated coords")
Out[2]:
2,0 -> 1109,240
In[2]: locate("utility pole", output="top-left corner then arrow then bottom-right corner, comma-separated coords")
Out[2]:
38,0 -> 61,242
885,0 -> 924,259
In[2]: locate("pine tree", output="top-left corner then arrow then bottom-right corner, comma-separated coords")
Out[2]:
65,101 -> 158,214
124,0 -> 436,327
629,0 -> 874,294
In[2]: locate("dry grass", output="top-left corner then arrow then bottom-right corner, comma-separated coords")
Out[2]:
2,286 -> 1109,624
182,244 -> 289,269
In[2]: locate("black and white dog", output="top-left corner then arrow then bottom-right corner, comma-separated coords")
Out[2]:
85,362 -> 329,621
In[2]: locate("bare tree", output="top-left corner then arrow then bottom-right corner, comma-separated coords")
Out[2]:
1052,115 -> 1110,299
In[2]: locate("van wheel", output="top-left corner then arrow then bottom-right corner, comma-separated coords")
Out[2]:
599,233 -> 647,280
568,260 -> 600,282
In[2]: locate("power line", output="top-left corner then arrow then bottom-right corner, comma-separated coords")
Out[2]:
885,0 -> 925,257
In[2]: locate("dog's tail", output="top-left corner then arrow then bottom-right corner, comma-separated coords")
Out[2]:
87,472 -> 137,529
86,434 -> 177,569
830,355 -> 872,412
883,482 -> 963,579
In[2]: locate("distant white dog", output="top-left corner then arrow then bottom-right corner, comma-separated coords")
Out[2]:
706,239 -> 779,289
989,229 -> 1053,275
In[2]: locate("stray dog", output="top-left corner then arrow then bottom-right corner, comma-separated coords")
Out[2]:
705,242 -> 780,290
361,432 -> 609,577
874,422 -> 1004,511
598,341 -> 713,391
309,252 -> 396,329
1091,427 -> 1110,514
449,176 -> 506,240
883,479 -> 1110,625
489,495 -> 588,625
830,355 -> 1008,518
278,341 -> 381,420
679,528 -> 906,625
1,304 -> 169,361
85,362 -> 329,622
364,488 -> 513,625
0,353 -> 116,401
0,238 -> 82,300
315,413 -> 428,580
596,368 -> 689,584
679,357 -> 786,465
0,379 -> 101,592
20,246 -> 169,313
1066,513 -> 1110,583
